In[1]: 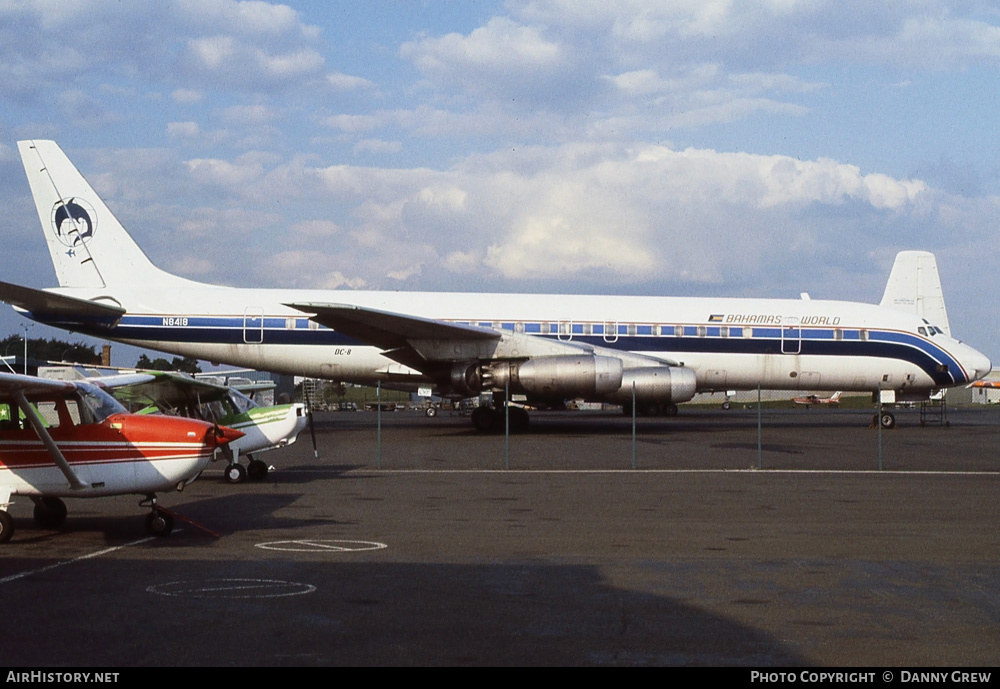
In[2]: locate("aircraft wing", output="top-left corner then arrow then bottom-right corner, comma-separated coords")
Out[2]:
0,280 -> 124,325
285,302 -> 501,350
0,371 -> 77,398
286,302 -> 682,375
101,371 -> 233,410
89,373 -> 157,389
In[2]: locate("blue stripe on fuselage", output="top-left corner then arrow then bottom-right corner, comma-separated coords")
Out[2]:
34,313 -> 967,386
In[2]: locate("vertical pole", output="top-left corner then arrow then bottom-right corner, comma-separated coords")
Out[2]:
376,379 -> 382,470
757,384 -> 762,470
22,326 -> 28,375
631,381 -> 637,470
877,384 -> 883,471
504,378 -> 510,470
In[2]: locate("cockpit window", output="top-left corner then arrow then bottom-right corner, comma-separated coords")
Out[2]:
226,389 -> 257,415
918,327 -> 928,336
75,383 -> 127,424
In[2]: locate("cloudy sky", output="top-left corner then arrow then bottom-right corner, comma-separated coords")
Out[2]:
1,0 -> 999,364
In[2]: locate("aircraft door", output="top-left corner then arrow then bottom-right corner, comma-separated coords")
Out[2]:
603,321 -> 619,343
781,318 -> 801,354
558,321 -> 573,342
244,307 -> 264,343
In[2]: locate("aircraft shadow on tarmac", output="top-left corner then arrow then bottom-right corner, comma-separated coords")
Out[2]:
1,557 -> 813,666
0,491 -> 352,546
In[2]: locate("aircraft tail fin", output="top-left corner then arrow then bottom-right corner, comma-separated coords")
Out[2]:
17,140 -> 183,290
879,251 -> 952,336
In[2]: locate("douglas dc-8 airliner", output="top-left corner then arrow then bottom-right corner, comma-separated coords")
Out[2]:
1,140 -> 991,430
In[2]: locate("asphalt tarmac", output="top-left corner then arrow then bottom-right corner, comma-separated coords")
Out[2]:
1,406 -> 999,667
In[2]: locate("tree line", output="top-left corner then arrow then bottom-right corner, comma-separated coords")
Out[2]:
1,335 -> 200,373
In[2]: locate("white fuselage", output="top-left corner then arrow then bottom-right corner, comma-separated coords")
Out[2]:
44,280 -> 992,395
1,449 -> 212,499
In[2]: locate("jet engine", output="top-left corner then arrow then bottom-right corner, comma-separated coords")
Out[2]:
450,355 -> 624,398
607,366 -> 698,405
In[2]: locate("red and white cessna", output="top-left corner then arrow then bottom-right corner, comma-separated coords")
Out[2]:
0,372 -> 242,542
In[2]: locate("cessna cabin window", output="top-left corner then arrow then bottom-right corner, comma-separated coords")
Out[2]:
75,383 -> 127,424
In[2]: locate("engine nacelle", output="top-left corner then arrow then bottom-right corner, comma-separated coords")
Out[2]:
607,366 -> 698,404
455,355 -> 624,398
450,361 -> 483,397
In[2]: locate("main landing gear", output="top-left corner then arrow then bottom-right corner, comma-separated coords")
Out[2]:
0,496 -> 70,543
31,496 -> 68,529
621,402 -> 679,417
0,510 -> 13,543
471,404 -> 530,433
0,494 -> 178,544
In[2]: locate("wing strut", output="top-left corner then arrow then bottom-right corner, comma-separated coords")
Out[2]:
13,390 -> 89,491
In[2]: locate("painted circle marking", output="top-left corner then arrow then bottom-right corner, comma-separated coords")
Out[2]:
255,539 -> 388,553
147,578 -> 316,599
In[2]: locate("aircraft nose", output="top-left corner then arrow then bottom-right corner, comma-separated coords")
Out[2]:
965,347 -> 992,382
212,424 -> 245,447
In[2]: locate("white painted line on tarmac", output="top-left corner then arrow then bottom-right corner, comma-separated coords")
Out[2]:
0,535 -> 156,584
147,578 -> 316,598
322,468 -> 1000,476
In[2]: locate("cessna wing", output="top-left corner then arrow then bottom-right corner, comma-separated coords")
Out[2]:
102,370 -> 229,412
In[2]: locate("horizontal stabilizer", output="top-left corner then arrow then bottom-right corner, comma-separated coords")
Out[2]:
286,302 -> 501,351
0,280 -> 124,325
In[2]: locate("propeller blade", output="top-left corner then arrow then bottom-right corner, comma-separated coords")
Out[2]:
304,386 -> 319,458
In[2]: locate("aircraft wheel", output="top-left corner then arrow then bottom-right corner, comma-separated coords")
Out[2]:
224,462 -> 247,484
0,510 -> 13,543
875,412 -> 896,429
642,403 -> 663,417
509,406 -> 530,432
247,459 -> 269,482
145,510 -> 174,538
664,403 -> 679,417
33,497 -> 67,529
471,406 -> 497,433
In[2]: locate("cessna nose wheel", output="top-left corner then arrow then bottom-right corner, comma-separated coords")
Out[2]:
225,462 -> 247,484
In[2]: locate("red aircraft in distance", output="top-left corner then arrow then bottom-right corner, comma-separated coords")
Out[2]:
792,391 -> 843,408
0,372 -> 242,543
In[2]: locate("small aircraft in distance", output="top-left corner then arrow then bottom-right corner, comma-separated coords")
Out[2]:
0,372 -> 243,543
793,391 -> 843,408
105,371 -> 312,484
